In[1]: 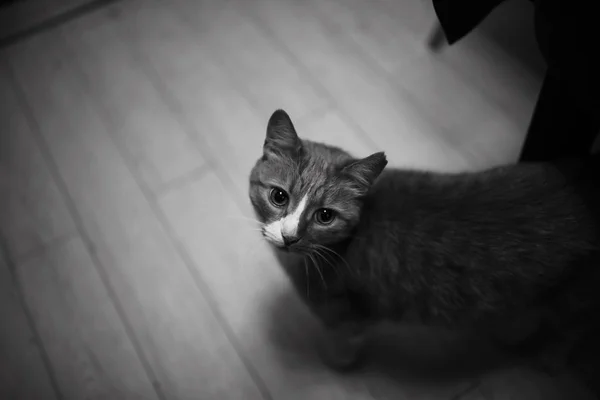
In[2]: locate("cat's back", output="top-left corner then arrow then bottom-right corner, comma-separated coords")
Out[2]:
368,154 -> 600,232
347,155 -> 600,321
353,155 -> 600,280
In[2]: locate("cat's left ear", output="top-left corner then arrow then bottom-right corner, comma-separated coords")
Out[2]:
263,109 -> 302,158
342,152 -> 388,196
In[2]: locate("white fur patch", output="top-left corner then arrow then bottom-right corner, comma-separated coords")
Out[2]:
264,195 -> 308,246
281,195 -> 308,237
263,219 -> 284,246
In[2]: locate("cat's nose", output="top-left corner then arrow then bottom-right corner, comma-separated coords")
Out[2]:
282,235 -> 300,246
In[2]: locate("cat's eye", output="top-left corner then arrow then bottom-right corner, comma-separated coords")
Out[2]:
315,208 -> 336,225
269,187 -> 289,207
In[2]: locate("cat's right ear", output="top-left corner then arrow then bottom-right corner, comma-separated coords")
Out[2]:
342,152 -> 388,196
263,109 -> 302,158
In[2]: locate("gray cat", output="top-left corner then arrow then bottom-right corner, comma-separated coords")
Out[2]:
248,109 -> 600,391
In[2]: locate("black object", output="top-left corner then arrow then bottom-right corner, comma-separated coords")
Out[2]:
431,0 -> 600,163
519,73 -> 599,162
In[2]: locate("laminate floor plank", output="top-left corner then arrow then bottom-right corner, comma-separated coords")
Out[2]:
295,108 -> 379,158
0,0 -> 92,44
0,58 -> 76,261
60,7 -> 206,193
390,53 -> 523,167
308,0 -> 428,75
14,235 -> 160,400
5,28 -> 267,400
0,245 -> 59,400
111,0 -> 270,195
170,0 -> 329,121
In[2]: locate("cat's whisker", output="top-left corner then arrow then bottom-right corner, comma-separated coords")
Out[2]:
308,253 -> 328,289
311,248 -> 338,275
225,220 -> 263,236
235,224 -> 263,232
318,245 -> 348,266
225,214 -> 260,222
313,246 -> 338,266
224,214 -> 262,225
303,256 -> 310,300
313,244 -> 351,274
260,229 -> 276,240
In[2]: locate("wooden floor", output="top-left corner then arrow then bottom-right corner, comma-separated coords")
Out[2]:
1,0 -> 594,399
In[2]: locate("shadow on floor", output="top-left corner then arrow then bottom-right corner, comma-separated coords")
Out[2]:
261,275 -> 595,399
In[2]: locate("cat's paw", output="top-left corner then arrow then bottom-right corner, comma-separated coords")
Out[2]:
316,329 -> 366,371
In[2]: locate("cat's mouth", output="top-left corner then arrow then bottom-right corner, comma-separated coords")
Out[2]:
260,227 -> 302,252
265,237 -> 298,252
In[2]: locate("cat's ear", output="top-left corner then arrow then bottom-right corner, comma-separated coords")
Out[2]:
264,109 -> 302,158
342,152 -> 388,196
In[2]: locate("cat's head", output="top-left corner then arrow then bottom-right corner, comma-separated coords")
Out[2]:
249,109 -> 387,253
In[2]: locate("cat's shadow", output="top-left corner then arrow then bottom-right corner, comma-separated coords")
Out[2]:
260,247 -> 510,385
261,282 -> 511,385
262,249 -> 595,398
260,264 -> 595,399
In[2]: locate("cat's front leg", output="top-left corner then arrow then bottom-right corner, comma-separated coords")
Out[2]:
317,320 -> 367,371
311,299 -> 370,371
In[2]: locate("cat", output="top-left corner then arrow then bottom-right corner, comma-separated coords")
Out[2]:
248,109 -> 600,391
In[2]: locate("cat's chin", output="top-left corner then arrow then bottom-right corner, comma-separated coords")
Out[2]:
264,240 -> 291,252
272,244 -> 300,254
267,242 -> 307,256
